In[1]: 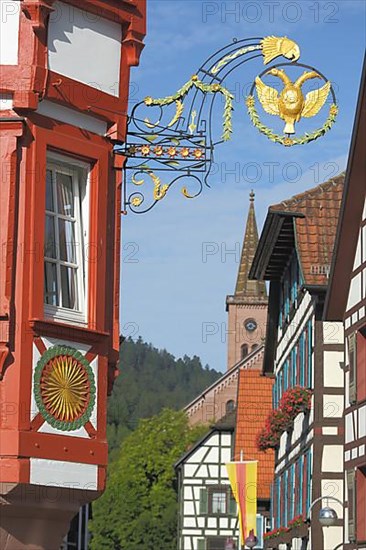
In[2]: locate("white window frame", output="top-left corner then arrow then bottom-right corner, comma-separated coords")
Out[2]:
44,151 -> 90,326
211,490 -> 227,514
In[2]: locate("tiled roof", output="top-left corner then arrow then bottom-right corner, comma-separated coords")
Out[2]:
270,174 -> 345,286
234,369 -> 274,500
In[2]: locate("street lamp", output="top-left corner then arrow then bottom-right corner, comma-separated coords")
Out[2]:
307,495 -> 344,527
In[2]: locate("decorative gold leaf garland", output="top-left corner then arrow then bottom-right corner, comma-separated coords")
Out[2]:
210,44 -> 262,74
245,95 -> 338,146
144,75 -> 234,141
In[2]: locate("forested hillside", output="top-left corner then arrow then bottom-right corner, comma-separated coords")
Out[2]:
107,337 -> 221,453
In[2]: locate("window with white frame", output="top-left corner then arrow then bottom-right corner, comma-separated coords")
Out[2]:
44,153 -> 89,324
211,490 -> 227,514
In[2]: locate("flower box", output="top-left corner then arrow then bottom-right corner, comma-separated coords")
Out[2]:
256,387 -> 312,451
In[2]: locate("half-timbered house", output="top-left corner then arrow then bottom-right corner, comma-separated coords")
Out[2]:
177,367 -> 273,550
175,413 -> 240,550
325,61 -> 366,550
250,176 -> 345,549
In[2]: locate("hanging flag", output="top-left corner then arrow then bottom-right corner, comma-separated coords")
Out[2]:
226,461 -> 258,544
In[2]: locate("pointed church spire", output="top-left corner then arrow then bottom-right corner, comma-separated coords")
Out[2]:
234,191 -> 267,300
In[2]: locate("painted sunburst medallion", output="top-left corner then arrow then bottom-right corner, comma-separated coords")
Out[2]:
34,345 -> 96,431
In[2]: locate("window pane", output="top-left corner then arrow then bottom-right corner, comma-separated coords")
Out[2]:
59,219 -> 76,263
60,265 -> 78,309
44,215 -> 57,259
56,172 -> 74,217
46,170 -> 54,211
44,262 -> 58,306
212,492 -> 227,514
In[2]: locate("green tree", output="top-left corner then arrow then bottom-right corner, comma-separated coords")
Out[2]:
89,409 -> 207,550
107,337 -> 220,454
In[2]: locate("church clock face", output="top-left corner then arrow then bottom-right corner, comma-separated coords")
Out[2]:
244,318 -> 257,332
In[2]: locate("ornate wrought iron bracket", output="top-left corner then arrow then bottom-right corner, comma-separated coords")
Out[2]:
117,36 -> 337,214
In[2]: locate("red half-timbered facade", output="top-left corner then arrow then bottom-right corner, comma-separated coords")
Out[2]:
0,1 -> 146,548
325,61 -> 366,550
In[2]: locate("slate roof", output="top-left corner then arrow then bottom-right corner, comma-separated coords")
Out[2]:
234,369 -> 274,500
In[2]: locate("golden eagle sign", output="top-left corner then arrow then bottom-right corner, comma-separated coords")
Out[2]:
120,36 -> 338,213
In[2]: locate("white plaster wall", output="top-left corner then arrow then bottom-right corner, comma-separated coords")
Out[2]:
323,526 -> 343,550
323,321 -> 344,345
184,518 -> 197,528
277,409 -> 314,465
321,445 -> 343,472
345,411 -> 355,444
321,478 -> 343,517
360,404 -> 366,438
183,501 -> 194,516
48,1 -> 122,95
323,394 -> 343,419
184,464 -> 198,478
208,464 -> 219,478
276,292 -> 312,366
0,94 -> 13,109
184,486 -> 193,499
323,351 -> 344,387
354,230 -> 362,269
30,458 -> 98,489
0,0 -> 19,65
36,100 -> 108,135
322,427 -> 338,435
208,434 -> 219,446
186,446 -> 207,464
347,273 -> 362,310
195,464 -> 209,478
206,447 -> 219,462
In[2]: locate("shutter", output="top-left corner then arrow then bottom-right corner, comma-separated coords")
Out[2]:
197,539 -> 205,550
290,463 -> 295,520
256,515 -> 264,548
228,489 -> 237,516
199,488 -> 208,515
347,469 -> 356,542
307,320 -> 313,386
306,450 -> 312,513
298,456 -> 304,515
276,477 -> 281,528
348,333 -> 357,404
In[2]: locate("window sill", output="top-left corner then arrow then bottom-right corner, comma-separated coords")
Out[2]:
29,318 -> 110,344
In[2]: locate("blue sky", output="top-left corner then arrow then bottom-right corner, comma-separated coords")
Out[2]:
121,0 -> 365,372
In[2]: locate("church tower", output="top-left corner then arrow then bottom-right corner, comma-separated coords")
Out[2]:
226,191 -> 268,370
